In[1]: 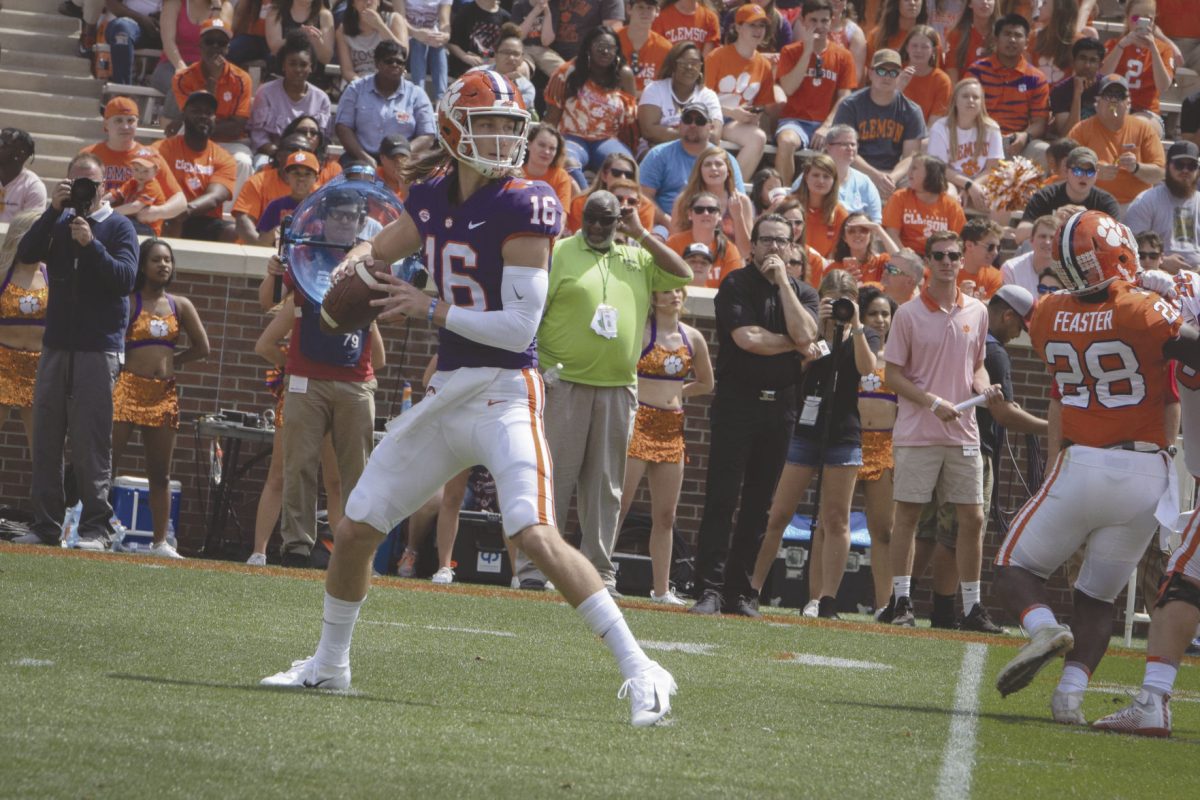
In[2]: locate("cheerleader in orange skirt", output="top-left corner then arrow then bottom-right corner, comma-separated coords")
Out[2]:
0,211 -> 49,454
111,239 -> 210,558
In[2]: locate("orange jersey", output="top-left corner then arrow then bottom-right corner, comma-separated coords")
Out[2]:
152,135 -> 238,217
1102,37 -> 1177,114
666,230 -> 743,288
827,252 -> 888,285
113,177 -> 168,234
232,160 -> 342,223
804,246 -> 827,288
902,68 -> 953,123
777,40 -> 856,123
522,165 -> 575,214
171,60 -> 254,134
652,3 -> 721,47
617,27 -> 675,93
1030,281 -> 1181,449
1067,114 -> 1164,204
957,265 -> 1002,299
966,55 -> 1050,135
705,44 -> 775,108
881,189 -> 967,252
945,27 -> 988,75
804,202 -> 849,259
1159,0 -> 1200,40
81,141 -> 184,199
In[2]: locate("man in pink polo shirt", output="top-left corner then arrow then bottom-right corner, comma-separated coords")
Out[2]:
882,229 -> 1001,628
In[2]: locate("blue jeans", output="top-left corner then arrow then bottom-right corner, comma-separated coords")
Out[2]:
105,16 -> 153,85
564,136 -> 633,188
408,39 -> 447,103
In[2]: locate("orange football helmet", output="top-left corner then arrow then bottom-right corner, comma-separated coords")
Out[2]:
436,68 -> 530,178
1051,210 -> 1141,294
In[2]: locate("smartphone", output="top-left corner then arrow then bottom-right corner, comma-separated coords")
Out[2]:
1123,143 -> 1136,152
1134,16 -> 1152,34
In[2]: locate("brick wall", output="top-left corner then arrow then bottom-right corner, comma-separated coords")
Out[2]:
0,267 -> 1116,626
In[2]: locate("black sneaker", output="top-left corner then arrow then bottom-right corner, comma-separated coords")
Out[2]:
688,589 -> 723,615
519,578 -> 547,591
817,595 -> 840,620
730,595 -> 761,618
959,603 -> 1005,634
892,596 -> 916,627
875,594 -> 896,623
59,0 -> 84,18
280,551 -> 311,568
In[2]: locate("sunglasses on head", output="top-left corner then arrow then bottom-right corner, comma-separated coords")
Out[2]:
883,263 -> 904,275
930,250 -> 962,262
874,66 -> 901,78
1070,165 -> 1097,178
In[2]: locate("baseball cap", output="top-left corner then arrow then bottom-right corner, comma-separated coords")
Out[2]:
734,4 -> 768,25
284,150 -> 320,173
199,18 -> 232,40
1065,146 -> 1099,169
1097,74 -> 1129,97
379,135 -> 411,158
129,154 -> 156,168
183,90 -> 219,109
680,102 -> 712,122
683,242 -> 714,262
104,96 -> 139,120
871,49 -> 903,69
993,284 -> 1035,327
1168,140 -> 1200,163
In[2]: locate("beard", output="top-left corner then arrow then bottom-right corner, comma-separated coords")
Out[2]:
1166,171 -> 1198,199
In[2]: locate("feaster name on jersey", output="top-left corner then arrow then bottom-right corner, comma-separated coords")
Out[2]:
1052,309 -> 1114,334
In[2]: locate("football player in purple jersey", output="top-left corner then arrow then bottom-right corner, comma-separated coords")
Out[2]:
261,69 -> 678,727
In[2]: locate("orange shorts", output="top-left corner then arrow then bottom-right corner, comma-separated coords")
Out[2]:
0,345 -> 40,409
857,428 -> 894,482
113,372 -> 179,430
627,403 -> 685,464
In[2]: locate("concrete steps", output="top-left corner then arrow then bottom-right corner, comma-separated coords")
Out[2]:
13,110 -> 103,141
1,49 -> 93,77
0,68 -> 100,99
0,24 -> 81,58
0,88 -> 101,120
0,7 -> 82,36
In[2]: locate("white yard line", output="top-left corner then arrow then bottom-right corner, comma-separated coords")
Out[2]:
362,620 -> 516,638
935,643 -> 987,800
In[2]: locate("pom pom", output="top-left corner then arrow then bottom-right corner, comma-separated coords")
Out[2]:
979,157 -> 1044,212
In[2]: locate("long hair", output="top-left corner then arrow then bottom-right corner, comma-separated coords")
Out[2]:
818,267 -> 858,301
945,78 -> 999,169
901,24 -> 941,69
914,153 -> 949,195
750,167 -> 783,216
0,210 -> 38,274
793,153 -> 842,227
951,0 -> 996,72
873,0 -> 928,54
579,152 -> 640,200
134,238 -> 176,293
525,122 -> 567,170
1033,0 -> 1080,74
280,114 -> 329,162
565,27 -> 625,101
830,211 -> 875,261
673,145 -> 738,223
657,41 -> 705,87
680,190 -> 730,263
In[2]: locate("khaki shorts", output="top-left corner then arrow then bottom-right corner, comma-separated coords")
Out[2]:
915,456 -> 993,547
893,445 -> 984,506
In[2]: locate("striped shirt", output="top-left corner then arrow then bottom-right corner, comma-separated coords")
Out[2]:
967,55 -> 1049,135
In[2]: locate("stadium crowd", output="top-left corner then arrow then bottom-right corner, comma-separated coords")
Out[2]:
3,0 -> 1200,660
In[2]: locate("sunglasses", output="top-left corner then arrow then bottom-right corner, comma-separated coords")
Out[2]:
680,114 -> 708,125
1070,165 -> 1097,178
787,259 -> 805,268
380,58 -> 407,67
1139,250 -> 1162,260
583,214 -> 620,225
1172,160 -> 1200,172
1037,283 -> 1058,294
327,208 -> 359,222
883,263 -> 904,275
874,66 -> 901,78
608,167 -> 635,178
691,205 -> 720,214
930,250 -> 962,261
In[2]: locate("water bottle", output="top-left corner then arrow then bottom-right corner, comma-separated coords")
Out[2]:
166,517 -> 177,549
401,381 -> 413,413
61,501 -> 83,549
542,362 -> 564,387
94,43 -> 112,80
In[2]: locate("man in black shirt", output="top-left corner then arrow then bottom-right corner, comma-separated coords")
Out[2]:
1049,38 -> 1105,138
690,214 -> 820,616
1016,147 -> 1120,244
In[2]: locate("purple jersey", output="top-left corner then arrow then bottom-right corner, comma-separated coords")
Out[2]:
408,171 -> 562,370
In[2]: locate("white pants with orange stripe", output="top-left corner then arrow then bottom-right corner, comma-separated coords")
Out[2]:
995,446 -> 1171,602
345,366 -> 555,538
1166,510 -> 1200,583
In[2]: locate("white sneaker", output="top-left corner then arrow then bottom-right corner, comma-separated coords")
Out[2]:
260,656 -> 351,691
74,536 -> 110,552
649,589 -> 687,607
1051,688 -> 1086,726
12,532 -> 48,545
618,661 -> 677,727
545,580 -> 556,592
995,623 -> 1074,697
510,576 -> 521,589
802,599 -> 820,618
149,541 -> 184,560
431,566 -> 455,585
1093,689 -> 1172,737
246,553 -> 267,566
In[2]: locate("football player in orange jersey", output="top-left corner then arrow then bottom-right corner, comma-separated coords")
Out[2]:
992,210 -> 1200,726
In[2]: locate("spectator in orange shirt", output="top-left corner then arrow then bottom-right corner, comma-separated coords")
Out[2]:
154,90 -> 238,242
1100,0 -> 1179,136
671,145 -> 755,254
897,24 -> 952,123
376,135 -> 411,200
774,0 -> 857,186
567,153 -> 661,234
111,157 -> 170,236
652,0 -> 721,54
792,153 -> 849,258
967,14 -> 1049,158
868,0 -> 927,63
776,197 -> 829,285
957,217 -> 1003,299
1067,73 -> 1165,207
232,125 -> 341,243
945,0 -> 997,83
882,154 -> 967,252
618,0 -> 675,93
705,4 -> 774,178
680,241 -> 718,287
826,211 -> 898,284
667,191 -> 744,288
521,122 -> 575,212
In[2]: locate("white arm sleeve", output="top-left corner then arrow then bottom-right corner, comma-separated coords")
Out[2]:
443,266 -> 548,353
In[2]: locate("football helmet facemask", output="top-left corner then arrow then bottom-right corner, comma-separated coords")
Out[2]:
436,69 -> 530,178
1051,210 -> 1141,294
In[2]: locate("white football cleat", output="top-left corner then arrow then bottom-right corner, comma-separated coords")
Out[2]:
1051,688 -> 1086,726
261,656 -> 351,691
802,599 -> 820,619
996,623 -> 1074,697
619,661 -> 677,727
649,589 -> 687,607
1093,689 -> 1172,737
431,566 -> 455,585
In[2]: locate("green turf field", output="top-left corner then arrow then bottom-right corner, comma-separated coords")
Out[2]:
2,547 -> 1198,800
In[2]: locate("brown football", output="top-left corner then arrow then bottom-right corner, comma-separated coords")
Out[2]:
319,261 -> 387,335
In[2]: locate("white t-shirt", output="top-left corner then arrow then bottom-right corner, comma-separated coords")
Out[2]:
1124,184 -> 1200,270
1000,251 -> 1041,297
638,79 -> 722,131
927,118 -> 1004,178
0,168 -> 48,224
403,0 -> 452,31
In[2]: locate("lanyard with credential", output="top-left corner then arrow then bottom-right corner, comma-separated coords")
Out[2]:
589,243 -> 619,339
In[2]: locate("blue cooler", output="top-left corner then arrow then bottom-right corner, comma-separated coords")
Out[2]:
112,475 -> 181,550
762,511 -> 874,612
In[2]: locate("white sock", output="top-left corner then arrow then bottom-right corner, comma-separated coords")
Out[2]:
1144,658 -> 1179,696
314,592 -> 363,670
1057,662 -> 1090,694
892,576 -> 911,600
578,588 -> 652,680
1020,604 -> 1057,636
960,580 -> 981,612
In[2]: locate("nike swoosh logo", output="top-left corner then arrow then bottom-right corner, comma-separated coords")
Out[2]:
303,677 -> 338,688
487,399 -> 504,406
513,287 -> 524,300
468,221 -> 486,229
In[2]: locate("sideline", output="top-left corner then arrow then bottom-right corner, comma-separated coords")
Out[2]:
936,643 -> 987,800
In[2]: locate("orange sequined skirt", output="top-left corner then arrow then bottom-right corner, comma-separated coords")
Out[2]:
857,428 -> 894,482
0,346 -> 40,409
628,403 -> 685,464
113,372 -> 179,430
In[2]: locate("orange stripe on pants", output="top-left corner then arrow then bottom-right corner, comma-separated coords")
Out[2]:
521,368 -> 554,527
996,451 -> 1066,567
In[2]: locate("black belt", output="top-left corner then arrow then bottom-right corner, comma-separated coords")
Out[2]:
721,384 -> 794,402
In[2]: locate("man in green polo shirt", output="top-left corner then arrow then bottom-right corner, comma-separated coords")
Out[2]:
514,191 -> 692,594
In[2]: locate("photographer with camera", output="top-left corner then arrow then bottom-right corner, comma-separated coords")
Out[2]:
14,153 -> 139,549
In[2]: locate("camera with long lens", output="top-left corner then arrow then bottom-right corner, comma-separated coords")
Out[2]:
831,297 -> 856,324
64,178 -> 99,214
